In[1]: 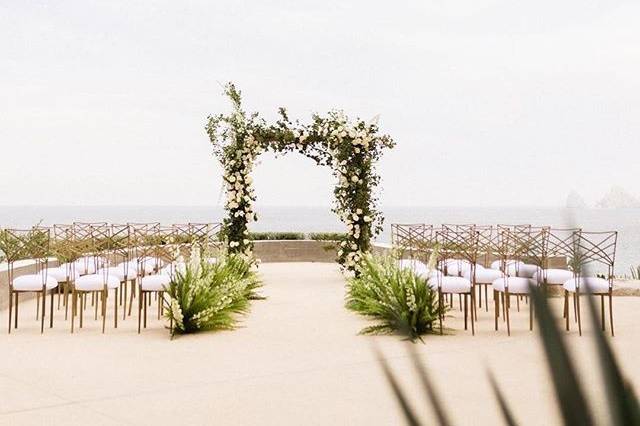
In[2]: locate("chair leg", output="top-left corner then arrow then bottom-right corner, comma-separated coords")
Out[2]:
438,290 -> 443,335
485,284 -> 489,312
501,293 -> 506,321
463,294 -> 468,330
64,283 -> 70,321
57,284 -> 61,310
494,290 -> 499,331
600,295 -> 605,331
114,288 -> 118,328
573,293 -> 577,323
128,279 -> 136,317
49,290 -> 54,328
138,289 -> 142,334
123,281 -> 128,320
459,294 -> 462,311
41,289 -> 46,334
80,292 -> 84,329
143,292 -> 148,328
478,285 -> 482,309
564,291 -> 570,331
14,293 -> 19,329
470,292 -> 475,336
529,293 -> 533,331
101,290 -> 107,334
576,291 -> 583,336
71,290 -> 76,333
8,289 -> 12,334
609,292 -> 614,337
505,290 -> 511,336
94,292 -> 99,320
36,292 -> 40,321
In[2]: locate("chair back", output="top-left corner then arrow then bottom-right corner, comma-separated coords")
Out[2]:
0,227 -> 51,285
391,224 -> 433,259
570,231 -> 617,285
476,225 -> 498,267
436,227 -> 479,276
495,227 -> 548,275
546,228 -> 581,268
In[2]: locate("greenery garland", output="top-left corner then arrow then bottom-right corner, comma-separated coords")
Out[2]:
205,83 -> 394,270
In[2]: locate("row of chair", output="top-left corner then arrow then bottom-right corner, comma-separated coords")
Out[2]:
0,222 -> 222,334
391,224 -> 618,336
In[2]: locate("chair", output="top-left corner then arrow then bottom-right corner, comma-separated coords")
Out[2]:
47,224 -> 82,319
71,224 -> 120,333
491,227 -> 547,335
391,224 -> 433,260
125,222 -> 161,316
531,228 -> 579,289
563,231 -> 617,336
189,222 -> 222,263
467,226 -> 504,312
1,227 -> 58,333
136,226 -> 181,333
433,228 -> 478,335
492,224 -> 540,277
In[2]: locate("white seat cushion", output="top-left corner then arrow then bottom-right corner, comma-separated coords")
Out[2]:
491,259 -> 524,270
46,266 -> 80,282
446,262 -> 484,277
492,277 -> 533,294
431,276 -> 472,293
532,269 -> 573,285
398,260 -> 441,287
140,274 -> 171,291
134,258 -> 159,275
518,264 -> 539,278
13,274 -> 58,291
161,262 -> 186,276
96,267 -> 127,282
59,262 -> 95,275
74,274 -> 120,291
466,268 -> 504,283
563,277 -> 609,293
112,262 -> 138,280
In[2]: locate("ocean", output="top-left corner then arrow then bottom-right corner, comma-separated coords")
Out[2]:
0,205 -> 637,276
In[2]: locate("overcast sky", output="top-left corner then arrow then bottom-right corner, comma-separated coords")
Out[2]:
1,0 -> 639,207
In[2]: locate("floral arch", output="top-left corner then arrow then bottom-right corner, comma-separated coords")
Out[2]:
205,83 -> 395,270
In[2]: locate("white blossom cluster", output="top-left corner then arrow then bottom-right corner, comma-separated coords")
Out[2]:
224,134 -> 260,256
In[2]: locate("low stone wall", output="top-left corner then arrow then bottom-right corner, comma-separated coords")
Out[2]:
254,240 -> 339,263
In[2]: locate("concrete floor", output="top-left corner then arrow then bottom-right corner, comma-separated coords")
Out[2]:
0,262 -> 638,425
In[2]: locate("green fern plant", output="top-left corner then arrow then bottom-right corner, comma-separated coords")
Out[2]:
164,253 -> 263,338
345,253 -> 446,340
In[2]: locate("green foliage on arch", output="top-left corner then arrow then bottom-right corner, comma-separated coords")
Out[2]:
205,83 -> 395,270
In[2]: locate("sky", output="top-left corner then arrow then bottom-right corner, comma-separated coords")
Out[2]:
1,0 -> 639,208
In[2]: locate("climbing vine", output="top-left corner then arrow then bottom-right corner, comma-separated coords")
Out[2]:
205,83 -> 394,270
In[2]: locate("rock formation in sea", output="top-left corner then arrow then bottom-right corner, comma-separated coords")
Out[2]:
596,186 -> 640,209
